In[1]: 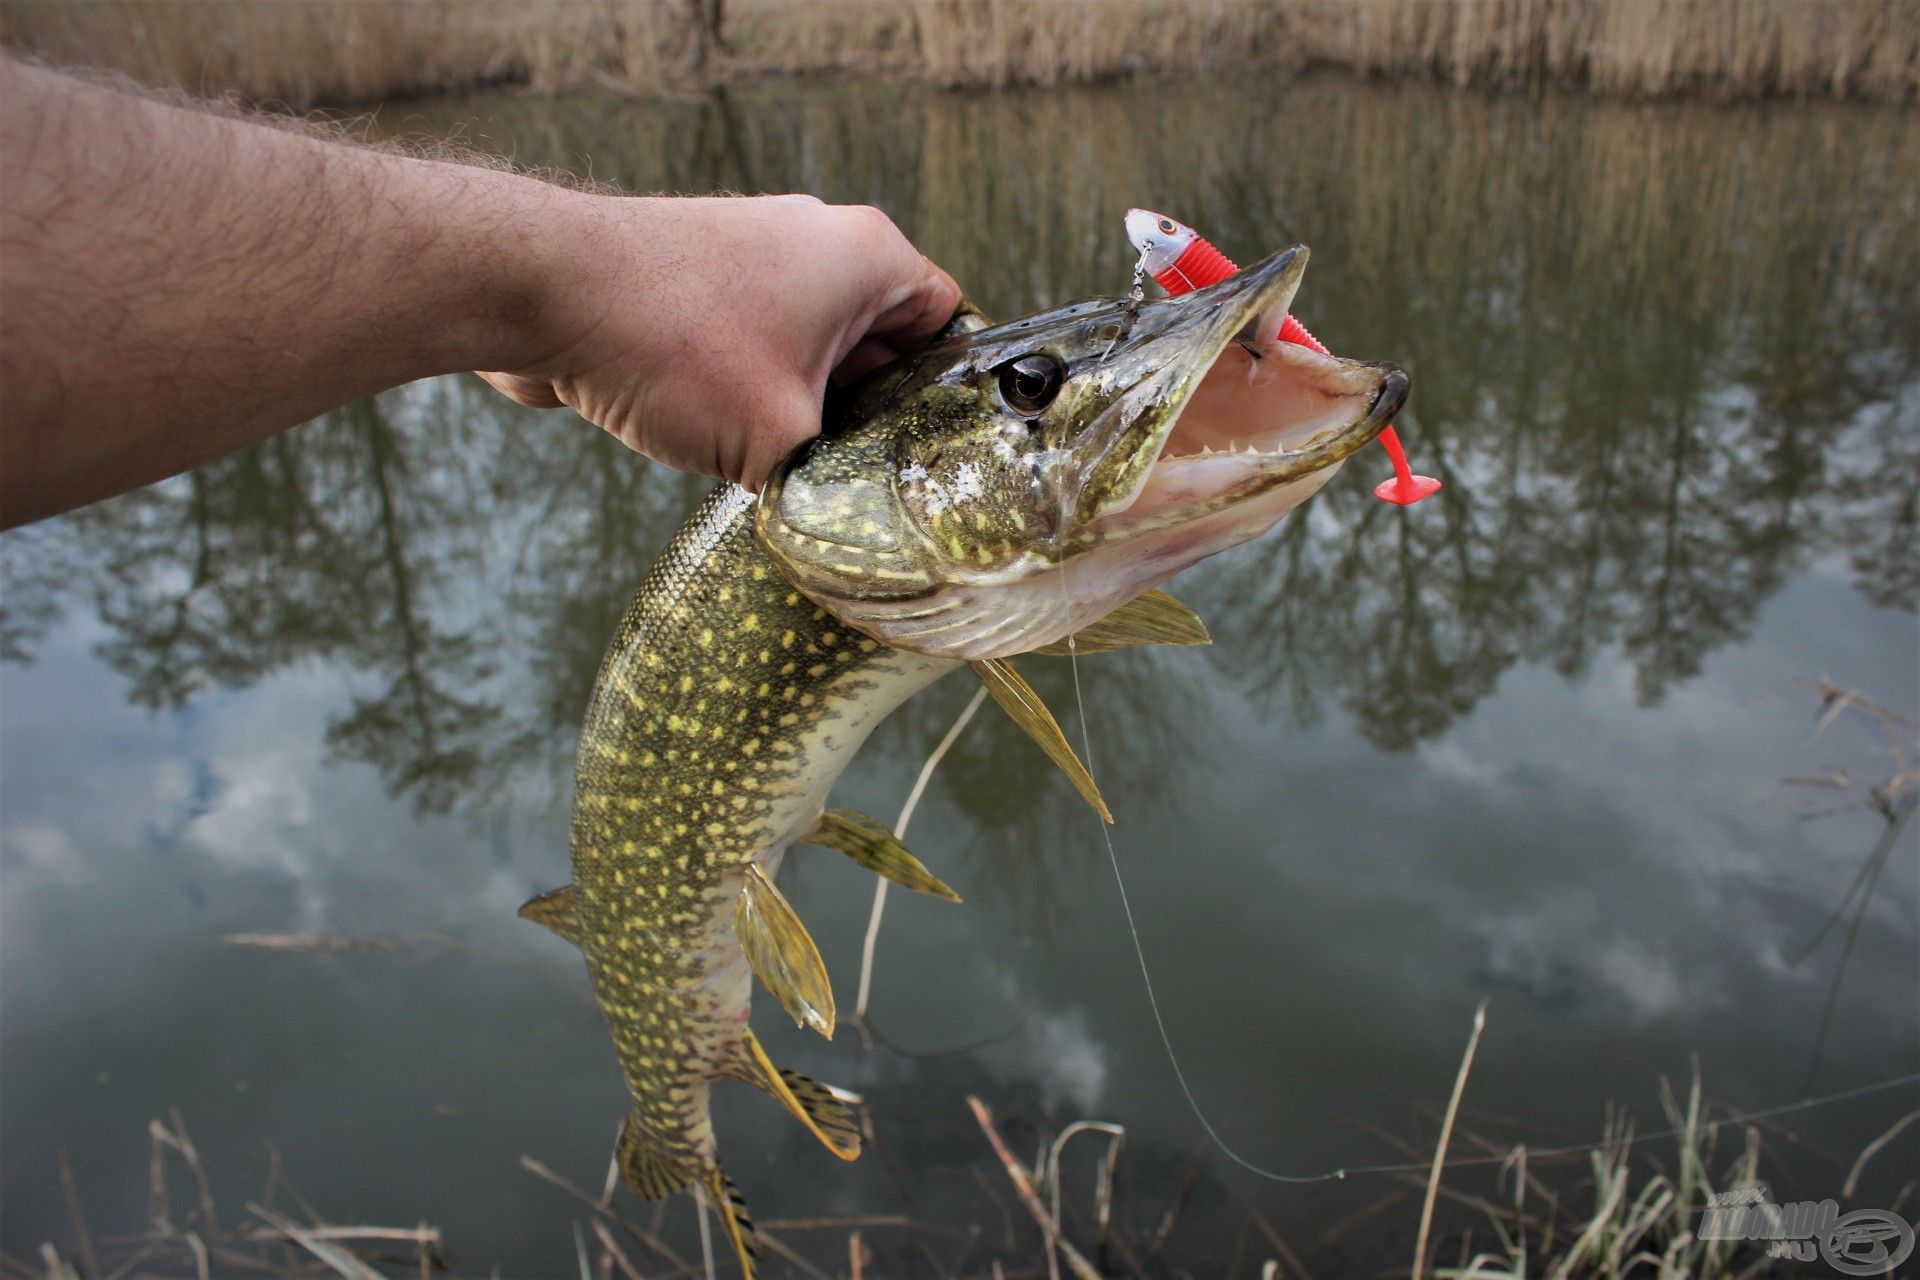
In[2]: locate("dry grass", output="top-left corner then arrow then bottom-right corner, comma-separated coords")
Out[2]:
2,0 -> 1915,107
22,1079 -> 1905,1278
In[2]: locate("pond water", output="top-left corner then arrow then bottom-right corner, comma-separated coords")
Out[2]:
3,76 -> 1916,1275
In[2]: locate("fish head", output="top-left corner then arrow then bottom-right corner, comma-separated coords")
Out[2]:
756,246 -> 1408,659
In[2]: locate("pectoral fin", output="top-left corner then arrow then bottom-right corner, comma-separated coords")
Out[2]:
732,1027 -> 862,1160
805,809 -> 960,903
615,1112 -> 691,1200
1031,590 -> 1212,655
969,658 -> 1113,823
735,863 -> 836,1038
517,885 -> 582,946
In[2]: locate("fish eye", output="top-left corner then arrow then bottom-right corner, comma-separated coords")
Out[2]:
997,354 -> 1064,415
1156,217 -> 1177,235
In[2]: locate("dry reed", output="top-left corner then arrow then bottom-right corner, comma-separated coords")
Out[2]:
2,0 -> 1914,108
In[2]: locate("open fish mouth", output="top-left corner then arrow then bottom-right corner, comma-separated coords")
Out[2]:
754,242 -> 1411,659
1086,245 -> 1409,536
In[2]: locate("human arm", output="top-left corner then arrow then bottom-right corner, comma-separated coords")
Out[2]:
0,59 -> 959,527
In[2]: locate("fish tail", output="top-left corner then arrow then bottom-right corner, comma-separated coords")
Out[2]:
703,1165 -> 757,1280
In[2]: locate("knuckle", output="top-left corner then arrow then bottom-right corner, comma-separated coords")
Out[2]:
845,203 -> 896,235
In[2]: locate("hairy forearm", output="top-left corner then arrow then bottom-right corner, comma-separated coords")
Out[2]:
0,59 -> 578,526
2,59 -> 960,521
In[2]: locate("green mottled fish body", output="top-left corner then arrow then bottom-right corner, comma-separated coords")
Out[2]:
568,485 -> 953,1184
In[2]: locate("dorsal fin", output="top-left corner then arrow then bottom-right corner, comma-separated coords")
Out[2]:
1030,590 -> 1212,655
615,1113 -> 690,1200
517,885 -> 582,946
804,809 -> 960,902
734,863 -> 837,1038
969,658 -> 1113,823
730,1027 -> 862,1160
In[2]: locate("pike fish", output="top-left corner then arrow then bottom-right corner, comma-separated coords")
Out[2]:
521,246 -> 1408,1276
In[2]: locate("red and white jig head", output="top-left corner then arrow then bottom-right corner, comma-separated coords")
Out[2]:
1124,208 -> 1440,506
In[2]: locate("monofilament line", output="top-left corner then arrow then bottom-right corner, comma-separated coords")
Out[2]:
1064,641 -> 1920,1184
1066,639 -> 1344,1183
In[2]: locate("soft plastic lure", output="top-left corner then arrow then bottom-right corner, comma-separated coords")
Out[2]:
1125,208 -> 1439,505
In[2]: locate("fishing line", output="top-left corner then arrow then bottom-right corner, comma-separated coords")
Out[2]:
1065,638 -> 1343,1183
1063,641 -> 1920,1185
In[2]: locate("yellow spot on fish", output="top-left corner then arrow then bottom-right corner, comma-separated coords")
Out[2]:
780,630 -> 796,649
779,712 -> 799,727
697,628 -> 713,648
784,592 -> 800,606
679,674 -> 693,693
741,613 -> 759,631
705,823 -> 725,837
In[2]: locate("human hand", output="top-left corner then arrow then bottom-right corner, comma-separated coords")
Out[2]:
478,194 -> 960,493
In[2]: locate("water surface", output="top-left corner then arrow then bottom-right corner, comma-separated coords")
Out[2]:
4,77 -> 1916,1275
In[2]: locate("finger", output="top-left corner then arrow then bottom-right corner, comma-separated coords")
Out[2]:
475,370 -> 565,409
838,207 -> 962,347
886,259 -> 964,344
830,336 -> 906,386
733,386 -> 822,494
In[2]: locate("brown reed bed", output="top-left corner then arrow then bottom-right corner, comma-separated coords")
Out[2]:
1,0 -> 1914,109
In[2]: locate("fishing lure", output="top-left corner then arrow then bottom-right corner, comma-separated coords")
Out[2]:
1125,208 -> 1441,505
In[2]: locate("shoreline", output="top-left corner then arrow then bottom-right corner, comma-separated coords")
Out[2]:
4,0 -> 1915,112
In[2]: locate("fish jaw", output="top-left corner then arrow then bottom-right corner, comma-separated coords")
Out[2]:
756,246 -> 1407,659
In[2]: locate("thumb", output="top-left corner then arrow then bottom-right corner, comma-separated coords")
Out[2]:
475,370 -> 566,409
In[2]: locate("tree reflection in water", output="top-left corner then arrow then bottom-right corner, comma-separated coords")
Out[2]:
1,78 -> 1913,818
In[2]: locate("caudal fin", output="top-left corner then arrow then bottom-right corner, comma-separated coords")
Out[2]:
703,1167 -> 757,1280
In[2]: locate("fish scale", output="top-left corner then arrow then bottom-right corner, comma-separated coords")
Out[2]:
564,484 -> 955,1236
